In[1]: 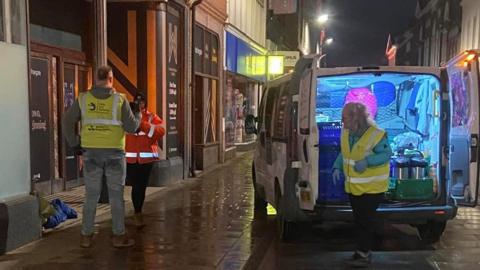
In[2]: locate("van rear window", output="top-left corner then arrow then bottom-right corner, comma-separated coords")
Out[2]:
316,73 -> 440,126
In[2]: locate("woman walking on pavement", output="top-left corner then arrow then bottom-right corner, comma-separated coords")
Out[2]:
125,92 -> 165,228
332,102 -> 392,268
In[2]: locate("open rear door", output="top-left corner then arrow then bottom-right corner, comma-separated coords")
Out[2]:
296,59 -> 318,211
446,51 -> 480,207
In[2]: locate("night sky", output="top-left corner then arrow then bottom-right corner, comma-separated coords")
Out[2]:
321,0 -> 418,67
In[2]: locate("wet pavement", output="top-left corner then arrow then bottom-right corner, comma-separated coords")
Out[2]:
1,152 -> 480,269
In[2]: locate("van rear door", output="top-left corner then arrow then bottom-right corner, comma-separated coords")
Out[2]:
446,51 -> 480,206
296,66 -> 317,210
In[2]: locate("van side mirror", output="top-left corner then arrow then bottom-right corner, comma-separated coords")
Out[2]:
245,114 -> 258,135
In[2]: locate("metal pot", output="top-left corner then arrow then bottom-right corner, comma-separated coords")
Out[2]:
410,157 -> 428,179
391,157 -> 410,179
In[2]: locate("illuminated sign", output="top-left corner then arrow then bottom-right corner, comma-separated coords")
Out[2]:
268,55 -> 284,75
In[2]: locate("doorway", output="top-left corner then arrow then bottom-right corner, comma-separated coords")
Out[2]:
30,45 -> 92,195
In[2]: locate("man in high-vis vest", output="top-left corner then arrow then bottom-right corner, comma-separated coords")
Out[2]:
332,102 -> 392,267
63,66 -> 141,248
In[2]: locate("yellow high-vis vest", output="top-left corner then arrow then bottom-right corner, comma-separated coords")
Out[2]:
79,91 -> 125,149
341,126 -> 389,196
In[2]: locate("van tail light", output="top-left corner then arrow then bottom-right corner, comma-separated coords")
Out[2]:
466,53 -> 476,62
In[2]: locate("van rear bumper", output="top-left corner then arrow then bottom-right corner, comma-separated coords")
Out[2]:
308,204 -> 458,224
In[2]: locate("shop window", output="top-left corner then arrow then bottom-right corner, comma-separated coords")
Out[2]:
0,1 -> 4,42
194,23 -> 220,77
205,79 -> 217,143
194,24 -> 203,73
194,76 -> 218,144
10,0 -> 26,45
204,31 -> 212,75
211,33 -> 219,76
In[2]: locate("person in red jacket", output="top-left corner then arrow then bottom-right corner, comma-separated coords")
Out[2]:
125,92 -> 165,228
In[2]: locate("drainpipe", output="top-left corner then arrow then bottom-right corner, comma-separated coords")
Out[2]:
189,0 -> 203,177
25,0 -> 34,196
93,0 -> 108,74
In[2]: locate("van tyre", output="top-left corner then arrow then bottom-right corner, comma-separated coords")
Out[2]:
252,163 -> 267,210
275,184 -> 294,241
417,221 -> 446,244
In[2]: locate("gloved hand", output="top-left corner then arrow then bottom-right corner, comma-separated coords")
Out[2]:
73,145 -> 84,156
354,159 -> 368,173
332,169 -> 340,186
130,101 -> 140,114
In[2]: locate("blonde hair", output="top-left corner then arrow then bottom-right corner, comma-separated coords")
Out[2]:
342,102 -> 374,133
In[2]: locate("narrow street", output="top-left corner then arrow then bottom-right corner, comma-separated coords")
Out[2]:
1,153 -> 480,269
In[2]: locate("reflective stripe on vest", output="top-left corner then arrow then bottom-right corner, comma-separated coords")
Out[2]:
126,152 -> 158,158
347,174 -> 390,184
126,152 -> 137,158
139,152 -> 158,158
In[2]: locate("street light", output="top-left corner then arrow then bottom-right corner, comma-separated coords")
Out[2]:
317,14 -> 329,24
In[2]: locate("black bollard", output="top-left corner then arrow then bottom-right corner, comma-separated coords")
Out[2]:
98,174 -> 109,204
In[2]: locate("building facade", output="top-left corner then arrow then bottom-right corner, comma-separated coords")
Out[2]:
396,0 -> 462,66
224,0 -> 267,158
0,0 -> 40,254
1,0 -> 198,253
460,0 -> 480,51
192,0 -> 227,170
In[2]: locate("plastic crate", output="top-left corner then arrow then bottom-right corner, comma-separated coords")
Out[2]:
318,145 -> 341,169
318,170 -> 348,202
390,178 -> 434,201
317,122 -> 342,146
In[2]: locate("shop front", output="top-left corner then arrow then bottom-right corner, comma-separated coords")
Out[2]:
28,0 -> 94,195
192,1 -> 226,170
224,31 -> 266,157
192,23 -> 221,170
106,0 -> 188,184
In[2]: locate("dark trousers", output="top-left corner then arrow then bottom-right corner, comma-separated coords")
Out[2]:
349,193 -> 384,253
127,163 -> 153,213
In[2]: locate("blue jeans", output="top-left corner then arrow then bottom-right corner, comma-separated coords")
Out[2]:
81,149 -> 126,236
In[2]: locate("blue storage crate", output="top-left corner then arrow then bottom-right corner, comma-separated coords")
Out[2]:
318,169 -> 348,202
318,146 -> 340,169
317,121 -> 348,202
317,122 -> 342,146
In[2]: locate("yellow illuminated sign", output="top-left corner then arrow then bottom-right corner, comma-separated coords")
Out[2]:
268,55 -> 284,75
246,55 -> 266,75
244,55 -> 285,76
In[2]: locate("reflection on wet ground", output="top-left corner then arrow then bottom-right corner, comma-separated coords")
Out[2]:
1,152 -> 480,269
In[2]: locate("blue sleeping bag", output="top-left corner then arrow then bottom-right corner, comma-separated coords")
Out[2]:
43,199 -> 78,229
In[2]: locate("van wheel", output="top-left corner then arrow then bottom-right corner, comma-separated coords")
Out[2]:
417,221 -> 446,244
275,184 -> 294,241
252,163 -> 267,210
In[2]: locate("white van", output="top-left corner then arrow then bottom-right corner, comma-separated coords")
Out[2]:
246,51 -> 480,243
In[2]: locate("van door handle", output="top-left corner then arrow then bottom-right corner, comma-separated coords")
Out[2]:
303,139 -> 309,163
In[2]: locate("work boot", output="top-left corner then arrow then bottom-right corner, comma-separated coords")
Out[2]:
112,234 -> 135,248
134,213 -> 146,229
80,234 -> 93,248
